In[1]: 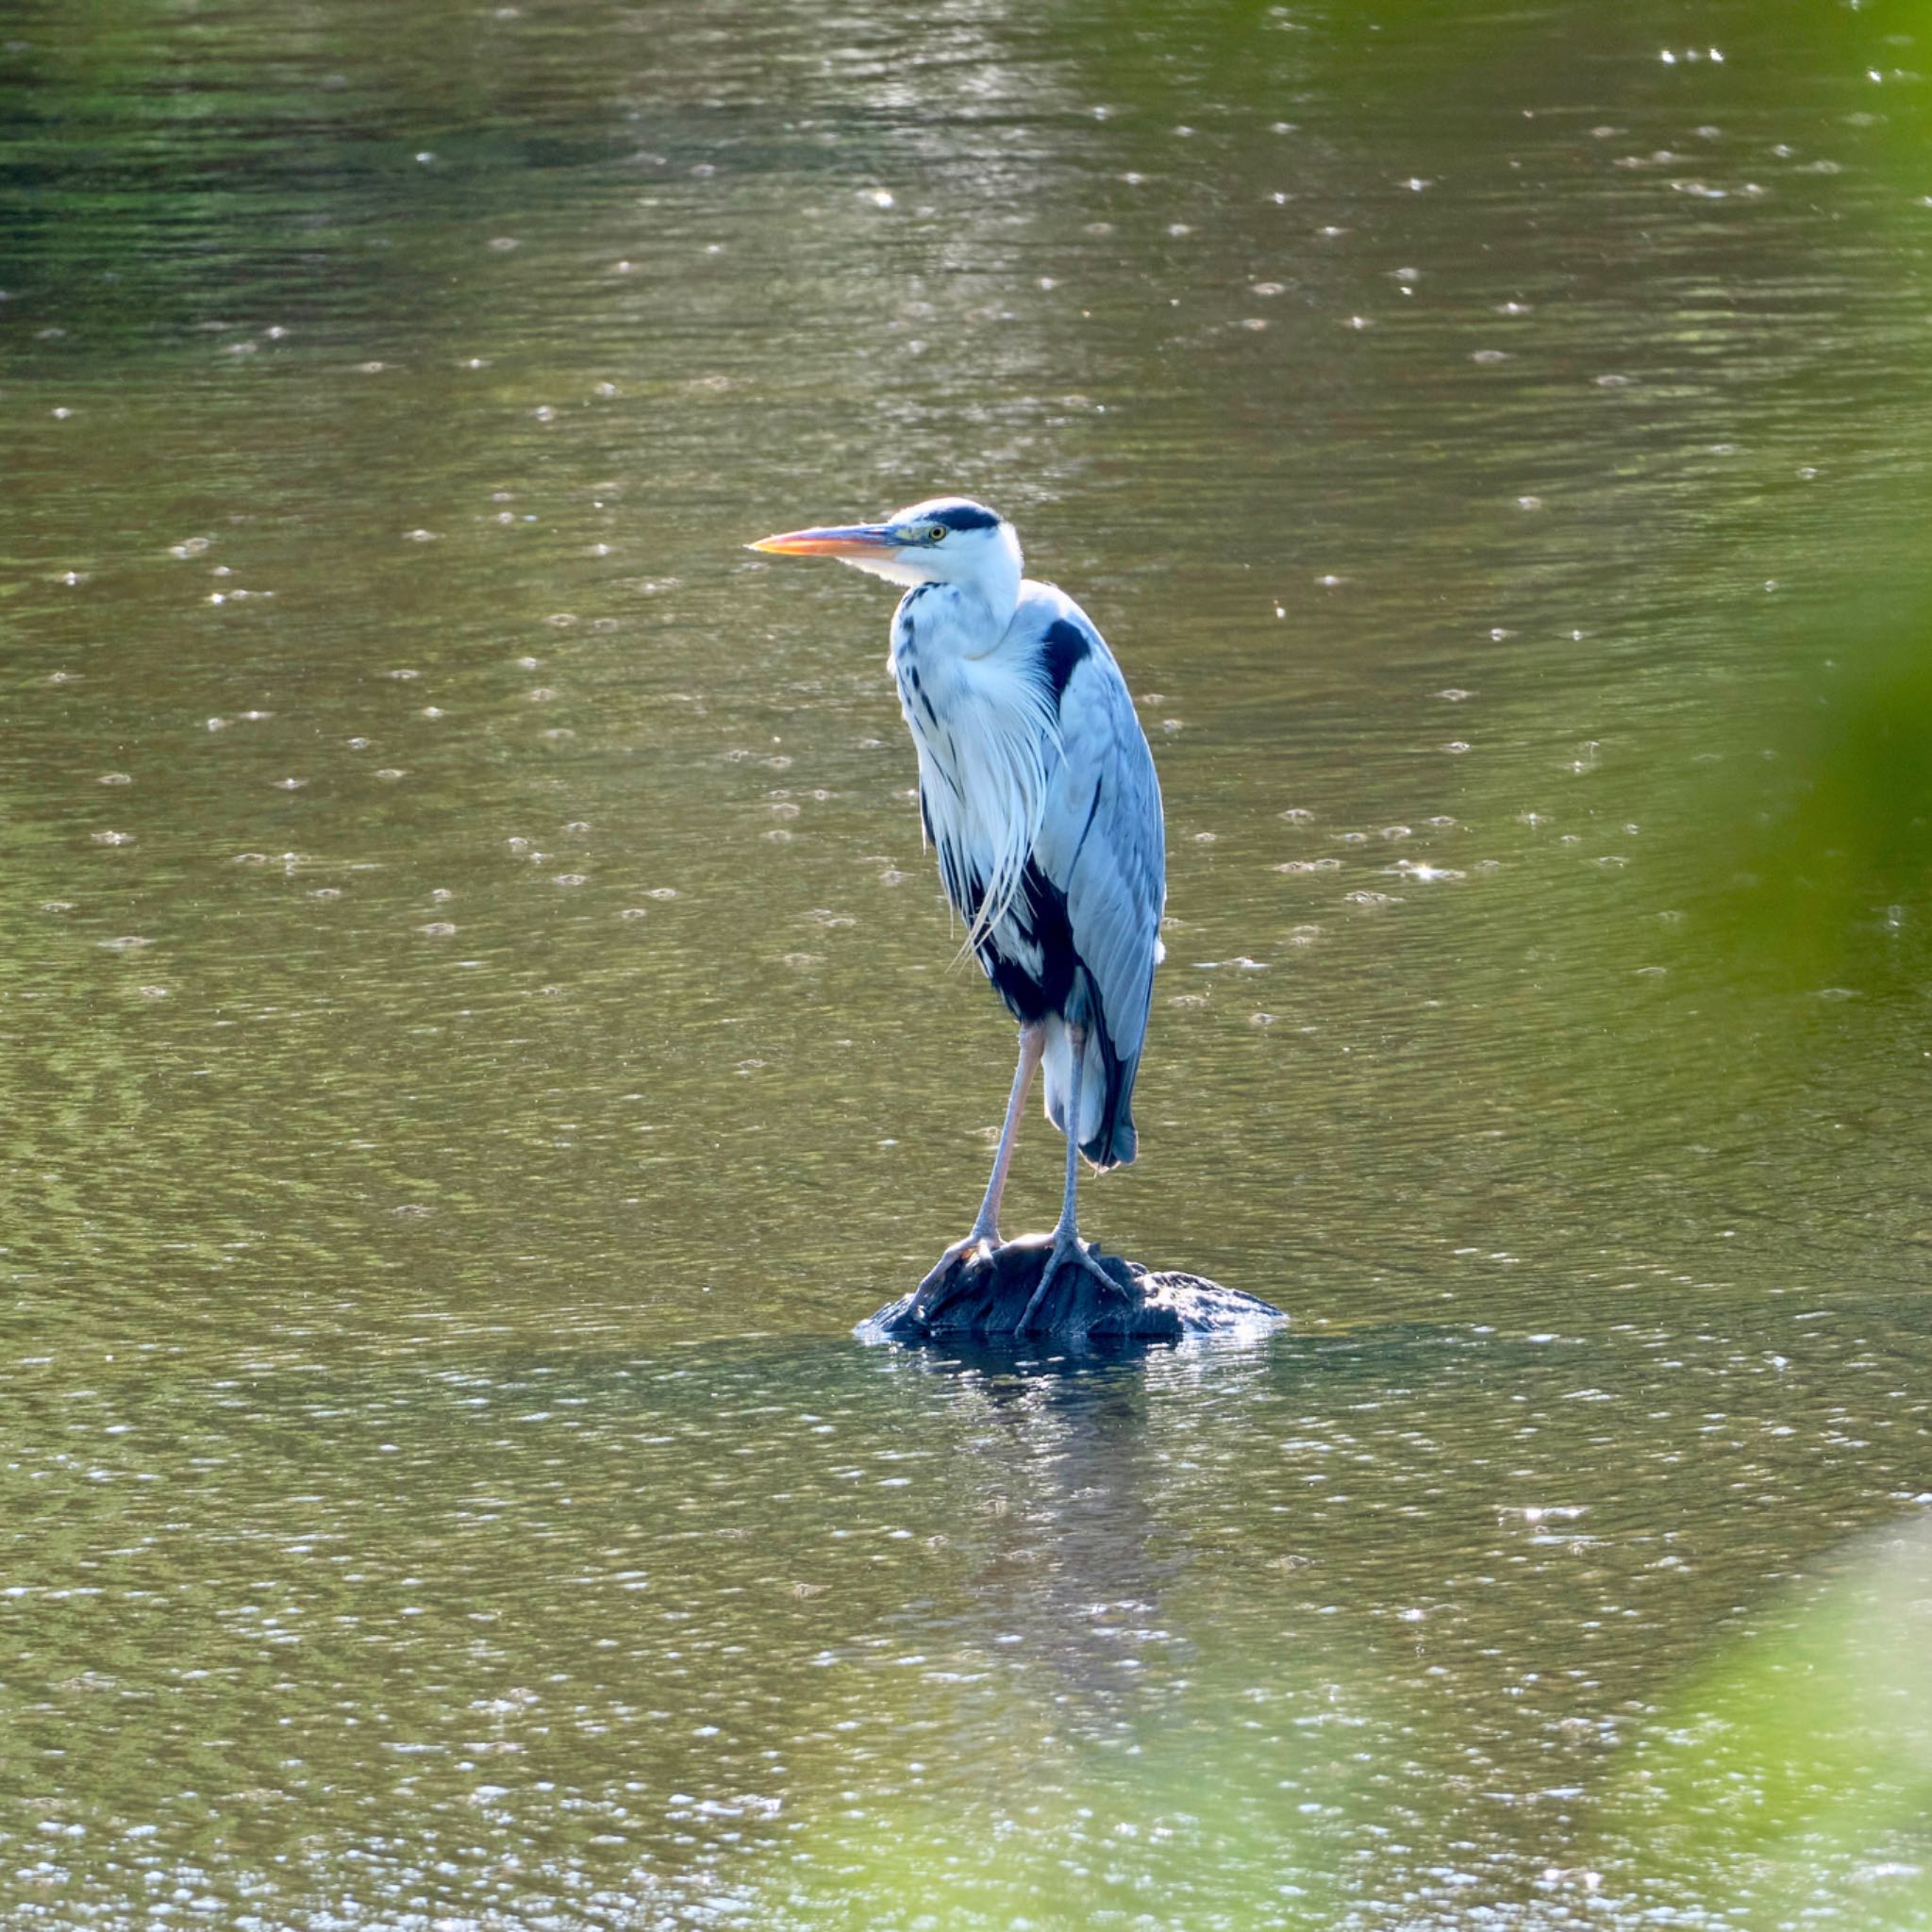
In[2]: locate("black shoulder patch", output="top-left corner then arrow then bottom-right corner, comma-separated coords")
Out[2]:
1039,618 -> 1092,708
931,503 -> 1001,532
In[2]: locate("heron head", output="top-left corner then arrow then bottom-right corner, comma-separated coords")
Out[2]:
750,496 -> 1022,597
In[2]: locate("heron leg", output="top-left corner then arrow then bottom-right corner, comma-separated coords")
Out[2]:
970,1021 -> 1045,1244
1017,1025 -> 1127,1332
910,1023 -> 1045,1319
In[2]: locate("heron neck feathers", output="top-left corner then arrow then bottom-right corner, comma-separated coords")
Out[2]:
893,589 -> 1062,952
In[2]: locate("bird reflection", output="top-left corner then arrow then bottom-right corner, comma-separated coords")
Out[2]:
893,1346 -> 1184,1717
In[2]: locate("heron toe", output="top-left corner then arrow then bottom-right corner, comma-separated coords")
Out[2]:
1016,1235 -> 1126,1333
909,1233 -> 1000,1321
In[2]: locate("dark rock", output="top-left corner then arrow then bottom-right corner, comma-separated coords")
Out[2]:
858,1233 -> 1287,1345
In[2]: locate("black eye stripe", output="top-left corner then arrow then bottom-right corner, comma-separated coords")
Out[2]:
927,504 -> 1001,532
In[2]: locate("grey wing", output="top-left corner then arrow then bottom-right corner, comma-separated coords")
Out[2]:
1032,633 -> 1166,1158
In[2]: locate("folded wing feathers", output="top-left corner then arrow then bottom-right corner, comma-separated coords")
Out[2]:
1035,640 -> 1165,1064
905,592 -> 1164,1055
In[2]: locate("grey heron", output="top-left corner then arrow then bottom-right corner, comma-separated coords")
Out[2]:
750,497 -> 1166,1329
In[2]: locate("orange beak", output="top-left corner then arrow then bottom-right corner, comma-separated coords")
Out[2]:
748,522 -> 900,558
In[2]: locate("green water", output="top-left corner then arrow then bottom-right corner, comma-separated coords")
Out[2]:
5,1 -> 1932,1924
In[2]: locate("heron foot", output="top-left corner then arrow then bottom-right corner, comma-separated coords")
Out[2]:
1016,1234 -> 1128,1334
909,1231 -> 1002,1324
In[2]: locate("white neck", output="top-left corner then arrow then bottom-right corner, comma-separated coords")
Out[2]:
928,568 -> 1018,653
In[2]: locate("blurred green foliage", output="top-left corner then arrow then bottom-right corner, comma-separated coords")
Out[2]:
771,1524 -> 1932,1927
1707,584 -> 1932,994
1602,1521 -> 1932,1929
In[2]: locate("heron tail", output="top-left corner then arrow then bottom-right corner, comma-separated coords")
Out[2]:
1085,1033 -> 1139,1170
1042,1019 -> 1140,1171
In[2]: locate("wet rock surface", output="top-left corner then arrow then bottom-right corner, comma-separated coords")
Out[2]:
860,1233 -> 1286,1344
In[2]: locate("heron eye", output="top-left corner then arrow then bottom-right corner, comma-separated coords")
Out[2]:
926,523 -> 948,542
